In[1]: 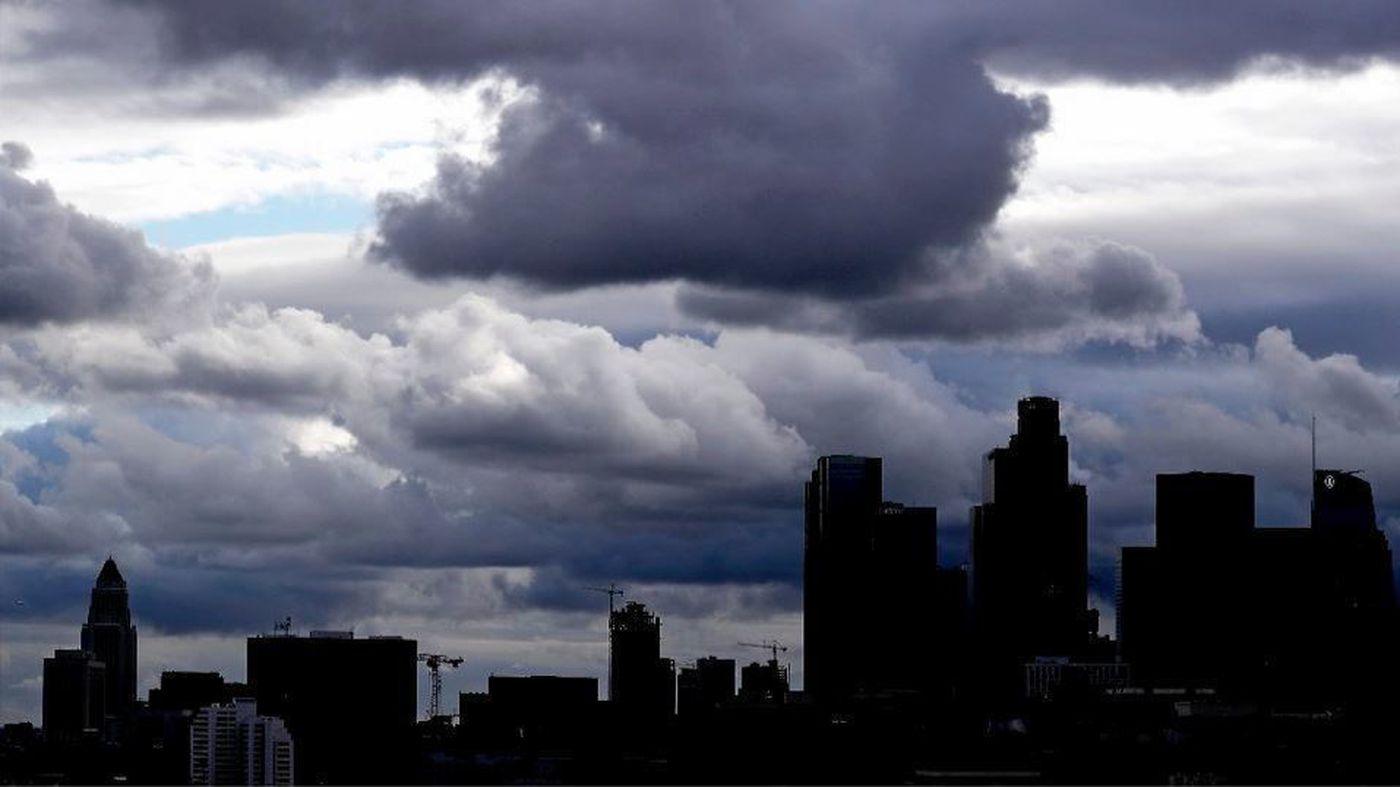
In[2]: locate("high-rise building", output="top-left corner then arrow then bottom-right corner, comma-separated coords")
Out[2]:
804,456 -> 940,705
41,649 -> 106,744
971,397 -> 1091,669
609,602 -> 675,718
189,698 -> 293,786
677,657 -> 735,717
1118,472 -> 1256,688
246,631 -> 416,784
80,558 -> 137,724
738,660 -> 790,705
1118,468 -> 1399,703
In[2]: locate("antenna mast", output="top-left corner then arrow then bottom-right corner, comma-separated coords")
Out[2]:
1311,413 -> 1318,516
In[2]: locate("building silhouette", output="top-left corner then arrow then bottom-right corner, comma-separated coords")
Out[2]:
1117,471 -> 1255,688
1118,469 -> 1399,704
246,630 -> 416,784
189,697 -> 293,785
41,649 -> 105,744
804,456 -> 941,705
738,659 -> 789,705
971,397 -> 1092,677
80,557 -> 138,729
609,601 -> 675,718
677,657 -> 735,717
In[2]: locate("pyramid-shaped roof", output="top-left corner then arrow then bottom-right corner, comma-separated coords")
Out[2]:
95,556 -> 126,588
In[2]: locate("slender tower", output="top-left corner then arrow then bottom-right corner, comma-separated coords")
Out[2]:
81,557 -> 138,722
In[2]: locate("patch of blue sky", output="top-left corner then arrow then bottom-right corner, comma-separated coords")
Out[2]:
0,402 -> 64,436
138,191 -> 374,249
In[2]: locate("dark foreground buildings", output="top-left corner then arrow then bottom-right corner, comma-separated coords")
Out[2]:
247,630 -> 417,784
1119,469 -> 1398,702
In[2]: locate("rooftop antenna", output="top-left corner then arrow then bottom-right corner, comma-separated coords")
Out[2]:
1311,413 -> 1318,519
273,616 -> 292,637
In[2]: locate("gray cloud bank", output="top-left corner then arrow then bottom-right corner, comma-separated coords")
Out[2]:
23,1 -> 1400,340
0,145 -> 213,326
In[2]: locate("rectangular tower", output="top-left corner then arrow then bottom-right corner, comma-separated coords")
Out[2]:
247,631 -> 416,784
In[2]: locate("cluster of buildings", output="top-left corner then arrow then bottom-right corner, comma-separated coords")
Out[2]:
7,395 -> 1400,783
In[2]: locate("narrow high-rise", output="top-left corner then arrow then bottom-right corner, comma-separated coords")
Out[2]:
609,601 -> 675,718
81,557 -> 138,723
971,397 -> 1091,670
804,455 -> 940,705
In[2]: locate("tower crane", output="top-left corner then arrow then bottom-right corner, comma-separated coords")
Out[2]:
584,583 -> 625,614
738,640 -> 788,664
584,583 -> 625,699
417,653 -> 464,719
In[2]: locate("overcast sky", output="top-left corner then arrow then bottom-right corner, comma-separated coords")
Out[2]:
4,0 -> 1400,722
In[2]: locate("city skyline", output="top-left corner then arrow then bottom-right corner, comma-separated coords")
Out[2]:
19,395 -> 1400,782
17,394 -> 1384,719
4,0 -> 1400,742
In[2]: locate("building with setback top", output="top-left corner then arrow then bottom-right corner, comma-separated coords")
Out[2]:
971,397 -> 1092,678
81,558 -> 138,728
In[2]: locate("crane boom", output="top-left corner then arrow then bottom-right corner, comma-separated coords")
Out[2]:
584,583 -> 625,614
738,639 -> 788,663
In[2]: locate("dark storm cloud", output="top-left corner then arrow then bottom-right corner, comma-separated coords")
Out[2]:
955,0 -> 1400,85
0,149 -> 213,326
679,240 -> 1199,344
57,2 -> 1046,302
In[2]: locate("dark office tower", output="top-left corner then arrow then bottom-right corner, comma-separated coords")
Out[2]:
1118,472 -> 1256,688
1310,470 -> 1396,684
871,502 -> 939,694
805,455 -> 942,704
971,397 -> 1090,668
804,455 -> 882,705
609,601 -> 675,718
1315,469 -> 1379,533
1157,471 -> 1254,553
80,557 -> 137,724
247,631 -> 417,784
42,649 -> 106,744
677,657 -> 736,717
1312,470 -> 1393,610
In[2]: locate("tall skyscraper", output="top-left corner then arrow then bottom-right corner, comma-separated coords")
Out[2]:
80,557 -> 137,724
971,397 -> 1091,669
247,631 -> 416,784
189,698 -> 294,786
804,455 -> 940,705
805,455 -> 883,705
609,601 -> 675,718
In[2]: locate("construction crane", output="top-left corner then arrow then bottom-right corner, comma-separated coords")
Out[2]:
738,640 -> 789,663
418,653 -> 465,719
584,583 -> 625,614
584,583 -> 625,700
